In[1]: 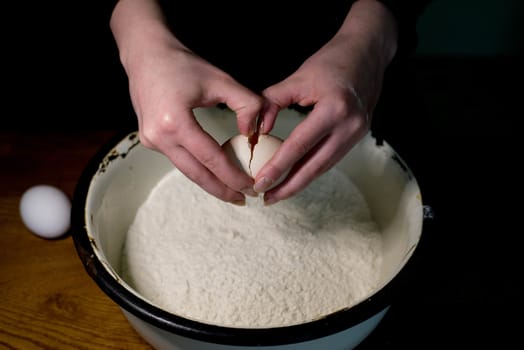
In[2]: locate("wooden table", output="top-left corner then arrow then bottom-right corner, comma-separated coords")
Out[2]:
0,130 -> 153,349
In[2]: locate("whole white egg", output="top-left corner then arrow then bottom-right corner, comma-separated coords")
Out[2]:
19,185 -> 72,239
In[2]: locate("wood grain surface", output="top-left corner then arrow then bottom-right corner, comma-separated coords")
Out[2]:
0,130 -> 153,350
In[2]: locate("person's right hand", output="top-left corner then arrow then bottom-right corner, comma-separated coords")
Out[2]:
110,0 -> 262,204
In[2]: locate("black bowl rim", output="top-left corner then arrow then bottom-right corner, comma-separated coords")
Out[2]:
71,128 -> 426,347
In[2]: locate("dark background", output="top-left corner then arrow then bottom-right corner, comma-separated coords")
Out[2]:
3,0 -> 522,348
360,0 -> 523,347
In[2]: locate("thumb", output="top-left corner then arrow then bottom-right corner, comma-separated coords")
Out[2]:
261,79 -> 304,134
214,79 -> 264,136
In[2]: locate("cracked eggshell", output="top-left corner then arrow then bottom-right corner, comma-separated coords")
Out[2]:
222,134 -> 252,175
250,134 -> 283,177
222,134 -> 283,178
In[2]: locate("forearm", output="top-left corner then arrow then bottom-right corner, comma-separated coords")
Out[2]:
336,0 -> 398,71
308,0 -> 398,113
110,0 -> 187,75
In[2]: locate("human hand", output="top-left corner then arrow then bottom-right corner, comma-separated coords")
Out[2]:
254,0 -> 398,205
111,0 -> 262,204
128,46 -> 263,204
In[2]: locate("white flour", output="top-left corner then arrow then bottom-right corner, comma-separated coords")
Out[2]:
121,167 -> 383,328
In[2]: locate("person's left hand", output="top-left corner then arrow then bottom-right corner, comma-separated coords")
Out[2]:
253,0 -> 398,205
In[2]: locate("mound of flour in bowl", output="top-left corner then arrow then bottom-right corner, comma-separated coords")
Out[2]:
121,167 -> 383,328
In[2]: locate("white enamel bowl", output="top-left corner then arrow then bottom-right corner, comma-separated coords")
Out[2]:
72,107 -> 428,350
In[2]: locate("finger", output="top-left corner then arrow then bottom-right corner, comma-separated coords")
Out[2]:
211,79 -> 264,136
263,78 -> 308,109
258,99 -> 281,135
139,107 -> 256,198
264,114 -> 369,205
253,105 -> 333,193
263,133 -> 350,205
261,79 -> 307,134
164,144 -> 247,205
179,116 -> 257,196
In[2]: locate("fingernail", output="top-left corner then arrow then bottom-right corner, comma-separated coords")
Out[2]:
253,177 -> 273,193
264,195 -> 279,206
231,198 -> 246,206
249,116 -> 260,136
248,119 -> 256,136
241,187 -> 258,197
258,119 -> 265,134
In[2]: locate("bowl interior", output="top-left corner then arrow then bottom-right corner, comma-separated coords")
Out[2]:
82,106 -> 423,325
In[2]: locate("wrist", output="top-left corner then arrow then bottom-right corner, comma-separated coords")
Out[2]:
316,0 -> 398,114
